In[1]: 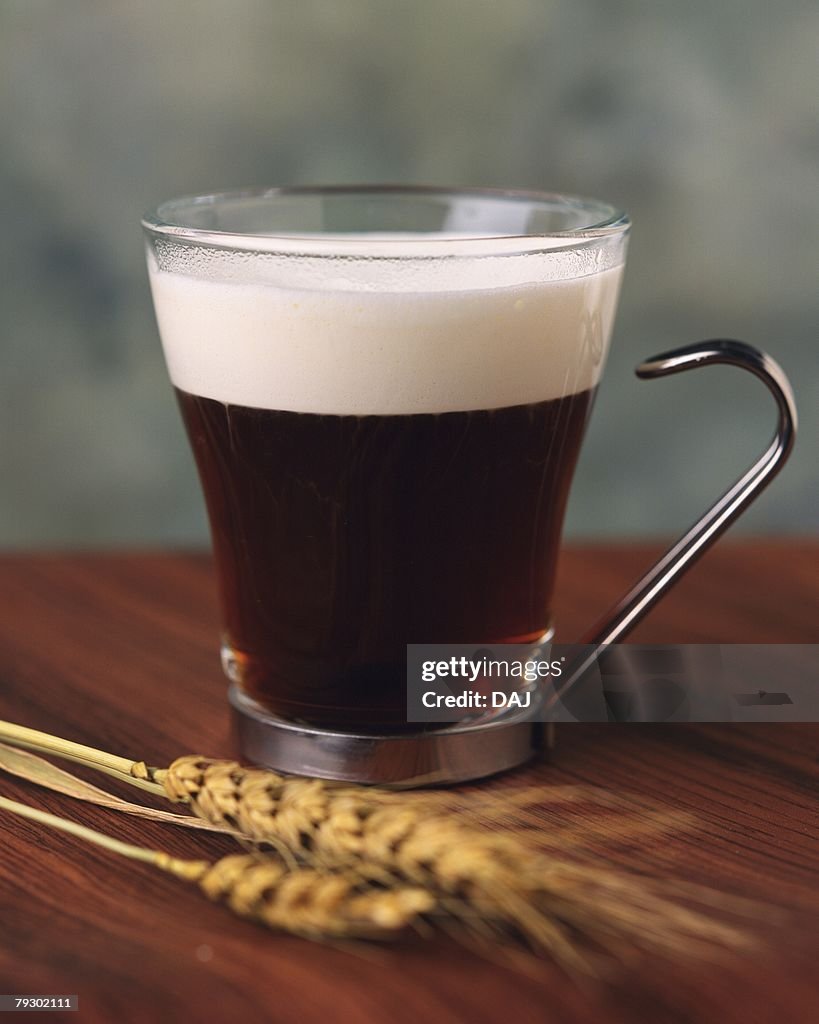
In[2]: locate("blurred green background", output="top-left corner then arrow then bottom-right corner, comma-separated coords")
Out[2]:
1,0 -> 816,546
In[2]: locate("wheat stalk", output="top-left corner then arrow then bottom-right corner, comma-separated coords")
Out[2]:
158,757 -> 758,962
0,739 -> 695,858
0,719 -> 758,969
0,742 -> 239,836
0,794 -> 432,940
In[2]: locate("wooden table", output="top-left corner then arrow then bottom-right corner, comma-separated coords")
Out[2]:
0,543 -> 816,1023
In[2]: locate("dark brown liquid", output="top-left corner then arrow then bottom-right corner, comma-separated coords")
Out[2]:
177,388 -> 595,728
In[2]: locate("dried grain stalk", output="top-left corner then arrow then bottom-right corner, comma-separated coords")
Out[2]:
0,739 -> 693,877
0,794 -> 432,940
0,742 -> 237,836
0,720 -> 759,968
155,756 -> 757,962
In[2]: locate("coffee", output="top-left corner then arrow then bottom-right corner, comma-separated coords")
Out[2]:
149,242 -> 622,729
176,389 -> 594,727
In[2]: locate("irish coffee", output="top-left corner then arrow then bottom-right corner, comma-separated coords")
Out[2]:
148,233 -> 623,730
176,388 -> 594,727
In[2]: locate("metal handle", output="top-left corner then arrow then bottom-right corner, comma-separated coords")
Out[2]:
584,339 -> 797,645
546,339 -> 797,712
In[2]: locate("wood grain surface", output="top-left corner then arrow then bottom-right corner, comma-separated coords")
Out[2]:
0,543 -> 816,1024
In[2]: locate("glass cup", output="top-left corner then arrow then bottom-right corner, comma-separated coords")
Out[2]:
143,187 -> 628,739
144,186 -> 797,783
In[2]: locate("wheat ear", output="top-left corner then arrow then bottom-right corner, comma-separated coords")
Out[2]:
0,722 -> 757,967
155,757 -> 756,963
0,794 -> 432,939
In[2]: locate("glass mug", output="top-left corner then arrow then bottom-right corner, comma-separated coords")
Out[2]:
143,187 -> 795,782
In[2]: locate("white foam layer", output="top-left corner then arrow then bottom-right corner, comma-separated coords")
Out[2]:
149,259 -> 623,415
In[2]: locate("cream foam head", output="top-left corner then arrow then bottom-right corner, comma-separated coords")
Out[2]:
143,188 -> 629,415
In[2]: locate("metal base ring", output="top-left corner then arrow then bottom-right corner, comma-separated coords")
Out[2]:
229,684 -> 544,787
